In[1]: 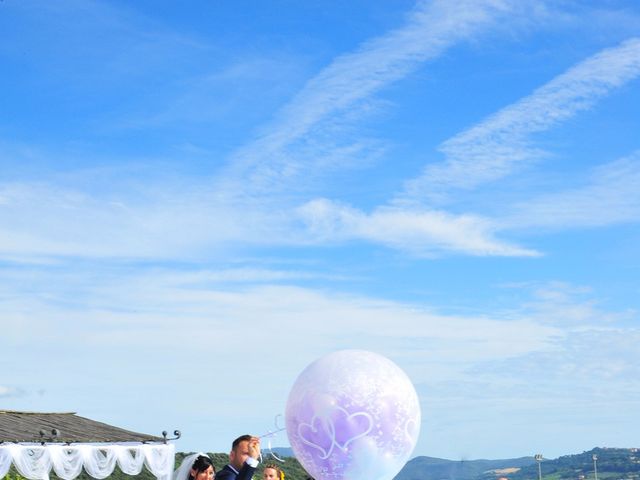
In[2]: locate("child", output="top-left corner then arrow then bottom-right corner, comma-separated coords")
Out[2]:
262,464 -> 284,480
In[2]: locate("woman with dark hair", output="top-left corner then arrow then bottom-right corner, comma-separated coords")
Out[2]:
174,453 -> 215,480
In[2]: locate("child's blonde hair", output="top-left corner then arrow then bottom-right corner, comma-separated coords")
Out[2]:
264,465 -> 284,480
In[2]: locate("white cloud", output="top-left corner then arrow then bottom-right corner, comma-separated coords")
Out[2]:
297,198 -> 539,257
0,386 -> 13,396
399,37 -> 640,204
474,327 -> 640,402
0,179 -> 290,260
0,167 -> 543,260
1,263 -> 635,455
461,281 -> 640,401
504,151 -> 640,229
510,281 -> 637,327
0,386 -> 23,398
159,268 -> 338,284
418,281 -> 640,458
0,265 -> 560,384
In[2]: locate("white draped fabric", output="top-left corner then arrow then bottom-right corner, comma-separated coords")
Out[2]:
0,449 -> 11,480
0,444 -> 175,480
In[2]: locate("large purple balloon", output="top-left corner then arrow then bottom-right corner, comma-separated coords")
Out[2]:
285,350 -> 421,480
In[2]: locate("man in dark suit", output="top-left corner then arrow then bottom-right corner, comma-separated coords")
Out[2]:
215,435 -> 261,480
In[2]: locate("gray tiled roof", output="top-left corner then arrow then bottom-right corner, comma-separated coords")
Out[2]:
0,410 -> 164,444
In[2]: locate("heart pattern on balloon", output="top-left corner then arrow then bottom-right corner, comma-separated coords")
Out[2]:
297,415 -> 334,459
331,407 -> 373,450
297,406 -> 374,459
404,417 -> 418,444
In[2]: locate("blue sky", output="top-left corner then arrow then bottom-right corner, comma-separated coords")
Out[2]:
1,0 -> 640,462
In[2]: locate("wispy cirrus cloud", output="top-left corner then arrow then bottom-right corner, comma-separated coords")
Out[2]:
203,0 -> 562,258
0,0 -> 539,261
5,4 -> 638,261
230,24 -> 640,257
222,0 -> 526,197
505,150 -> 640,229
399,37 -> 640,205
304,37 -> 640,257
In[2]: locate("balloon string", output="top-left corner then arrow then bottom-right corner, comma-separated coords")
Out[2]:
257,415 -> 287,463
267,437 -> 285,463
258,414 -> 286,438
258,427 -> 286,438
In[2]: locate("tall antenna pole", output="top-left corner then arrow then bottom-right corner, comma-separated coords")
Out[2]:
535,454 -> 543,480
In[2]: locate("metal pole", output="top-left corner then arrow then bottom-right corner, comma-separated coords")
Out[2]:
592,454 -> 598,480
535,454 -> 543,480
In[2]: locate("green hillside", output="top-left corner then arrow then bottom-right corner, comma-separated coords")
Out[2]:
510,448 -> 640,480
395,448 -> 640,480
